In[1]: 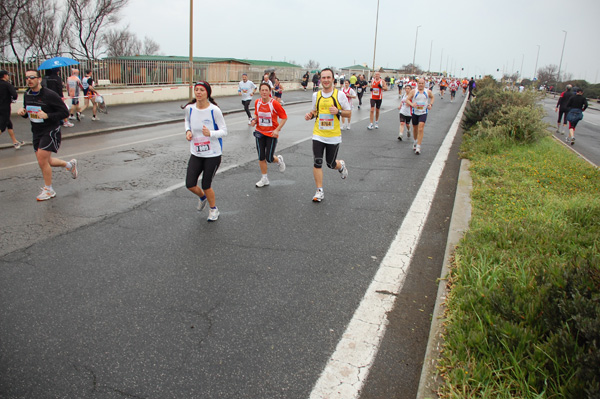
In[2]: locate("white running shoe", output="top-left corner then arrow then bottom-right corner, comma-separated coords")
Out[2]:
374,122 -> 379,129
68,115 -> 76,120
92,116 -> 99,121
367,123 -> 374,130
63,121 -> 74,127
339,160 -> 348,179
312,190 -> 324,202
277,155 -> 286,172
413,142 -> 417,151
207,207 -> 219,222
346,125 -> 351,130
256,176 -> 270,187
36,187 -> 56,201
68,159 -> 78,179
398,133 -> 403,141
13,140 -> 25,149
415,145 -> 421,155
197,197 -> 208,212
248,118 -> 252,125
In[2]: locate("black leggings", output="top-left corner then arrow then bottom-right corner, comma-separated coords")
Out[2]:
185,154 -> 221,190
242,100 -> 252,118
312,140 -> 340,169
357,90 -> 364,105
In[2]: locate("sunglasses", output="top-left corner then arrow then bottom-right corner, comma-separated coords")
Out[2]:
25,75 -> 39,80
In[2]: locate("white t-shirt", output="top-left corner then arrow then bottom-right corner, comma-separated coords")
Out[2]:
238,80 -> 257,101
341,87 -> 356,107
184,103 -> 228,158
399,93 -> 412,116
311,89 -> 351,144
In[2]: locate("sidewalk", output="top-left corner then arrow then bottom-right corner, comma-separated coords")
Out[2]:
0,89 -> 315,150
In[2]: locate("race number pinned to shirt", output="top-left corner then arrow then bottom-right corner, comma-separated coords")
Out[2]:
319,113 -> 334,130
26,105 -> 43,123
372,88 -> 380,97
258,112 -> 273,127
193,137 -> 211,153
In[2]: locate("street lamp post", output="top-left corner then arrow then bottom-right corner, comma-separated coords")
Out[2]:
372,0 -> 380,78
534,45 -> 540,80
557,30 -> 567,84
428,40 -> 433,74
412,25 -> 421,75
188,0 -> 193,99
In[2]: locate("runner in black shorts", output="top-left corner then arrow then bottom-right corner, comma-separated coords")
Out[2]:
17,69 -> 78,201
555,84 -> 573,134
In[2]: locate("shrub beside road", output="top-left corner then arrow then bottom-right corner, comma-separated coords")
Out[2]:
438,78 -> 600,398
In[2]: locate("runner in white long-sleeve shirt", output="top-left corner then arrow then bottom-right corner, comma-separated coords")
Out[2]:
183,81 -> 227,222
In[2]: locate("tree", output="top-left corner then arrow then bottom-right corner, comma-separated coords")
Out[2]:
305,59 -> 320,70
401,63 -> 422,75
537,64 -> 558,84
103,28 -> 161,57
66,0 -> 129,60
142,36 -> 160,55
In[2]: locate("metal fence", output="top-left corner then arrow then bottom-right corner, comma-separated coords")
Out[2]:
1,59 -> 304,90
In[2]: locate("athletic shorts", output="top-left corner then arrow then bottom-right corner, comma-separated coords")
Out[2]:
33,126 -> 62,153
370,99 -> 382,109
0,113 -> 13,132
83,89 -> 94,100
312,140 -> 340,169
440,86 -> 447,91
399,114 -> 412,124
255,132 -> 278,162
185,154 -> 221,190
412,114 -> 428,126
71,98 -> 79,105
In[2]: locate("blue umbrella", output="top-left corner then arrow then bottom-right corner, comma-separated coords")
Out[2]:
38,56 -> 79,71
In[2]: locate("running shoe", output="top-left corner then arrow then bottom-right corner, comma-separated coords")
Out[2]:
64,121 -> 74,127
347,125 -> 351,130
398,133 -> 403,141
341,125 -> 346,131
68,159 -> 78,179
13,140 -> 25,149
277,155 -> 286,172
565,136 -> 570,143
358,105 -> 361,109
313,189 -> 324,202
36,187 -> 56,201
76,112 -> 81,121
92,116 -> 98,121
413,142 -> 417,151
367,123 -> 374,130
256,176 -> 270,187
339,160 -> 348,179
415,145 -> 421,155
571,137 -> 575,146
207,207 -> 219,222
407,128 -> 411,138
68,115 -> 76,120
248,118 -> 252,125
197,197 -> 208,212
374,122 -> 379,129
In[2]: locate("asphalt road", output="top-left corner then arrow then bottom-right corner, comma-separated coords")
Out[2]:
1,88 -> 465,398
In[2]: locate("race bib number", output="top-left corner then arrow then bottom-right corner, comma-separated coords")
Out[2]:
319,113 -> 334,130
357,88 -> 362,93
415,104 -> 425,110
372,88 -> 380,96
258,111 -> 272,127
26,105 -> 43,123
194,138 -> 211,153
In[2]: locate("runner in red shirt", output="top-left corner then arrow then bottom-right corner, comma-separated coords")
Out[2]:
367,71 -> 388,130
251,83 -> 287,188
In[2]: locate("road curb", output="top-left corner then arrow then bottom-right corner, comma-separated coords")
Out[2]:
0,100 -> 311,151
416,158 -> 472,399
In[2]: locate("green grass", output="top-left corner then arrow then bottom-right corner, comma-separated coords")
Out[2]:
438,138 -> 600,398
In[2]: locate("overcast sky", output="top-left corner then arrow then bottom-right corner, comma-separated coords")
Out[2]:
119,0 -> 600,82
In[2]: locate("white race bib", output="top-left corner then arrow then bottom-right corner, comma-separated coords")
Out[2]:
319,114 -> 334,130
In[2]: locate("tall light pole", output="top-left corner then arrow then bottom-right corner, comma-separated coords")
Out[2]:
188,0 -> 193,98
371,0 -> 380,78
412,25 -> 421,75
519,54 -> 524,82
428,40 -> 433,73
534,45 -> 540,80
557,30 -> 567,83
439,48 -> 443,76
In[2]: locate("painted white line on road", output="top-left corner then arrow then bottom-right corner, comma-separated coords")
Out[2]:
0,132 -> 183,172
309,96 -> 469,399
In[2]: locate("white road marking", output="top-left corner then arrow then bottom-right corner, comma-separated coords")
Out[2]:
309,96 -> 469,399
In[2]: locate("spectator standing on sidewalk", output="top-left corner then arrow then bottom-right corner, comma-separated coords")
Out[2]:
0,70 -> 25,149
17,69 -> 78,201
238,73 -> 257,125
183,81 -> 228,222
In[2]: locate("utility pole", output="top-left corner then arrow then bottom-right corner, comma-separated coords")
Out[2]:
557,30 -> 567,83
428,40 -> 433,73
412,25 -> 421,75
188,0 -> 193,99
371,0 -> 380,79
534,45 -> 540,80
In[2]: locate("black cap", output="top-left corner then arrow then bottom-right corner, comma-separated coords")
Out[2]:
0,70 -> 10,78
